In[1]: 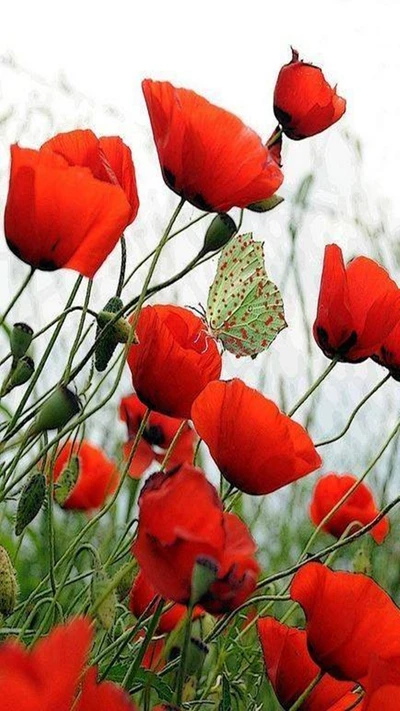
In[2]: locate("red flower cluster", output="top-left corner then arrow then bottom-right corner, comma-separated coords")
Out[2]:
274,48 -> 346,140
133,463 -> 259,613
142,79 -> 283,212
310,473 -> 389,544
191,379 -> 321,495
314,244 -> 400,363
0,617 -> 136,711
53,440 -> 119,511
5,130 -> 139,278
128,305 -> 222,419
120,394 -> 196,477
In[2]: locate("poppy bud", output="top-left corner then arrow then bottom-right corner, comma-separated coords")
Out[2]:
0,546 -> 18,616
247,195 -> 284,213
91,565 -> 117,630
95,296 -> 126,372
1,356 -> 35,396
191,557 -> 218,605
53,453 -> 80,506
97,309 -> 137,345
29,386 -> 81,436
15,470 -> 46,535
201,214 -> 237,255
10,322 -> 33,361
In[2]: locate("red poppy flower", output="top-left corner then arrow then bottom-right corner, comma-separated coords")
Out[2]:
257,617 -> 355,710
133,463 -> 259,612
0,617 -> 136,711
372,322 -> 400,380
310,473 -> 389,544
361,654 -> 400,711
142,79 -> 283,212
290,563 -> 400,685
127,305 -> 222,419
191,379 -> 321,495
4,129 -> 139,278
129,569 -> 203,634
313,244 -> 400,362
274,48 -> 346,140
120,394 -> 196,477
53,440 -> 119,511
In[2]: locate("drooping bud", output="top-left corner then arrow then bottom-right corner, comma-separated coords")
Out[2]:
95,296 -> 124,372
91,565 -> 117,630
29,386 -> 81,436
1,356 -> 35,396
0,546 -> 18,616
54,453 -> 80,506
191,556 -> 218,605
10,322 -> 33,361
15,470 -> 46,535
201,214 -> 237,255
246,195 -> 284,212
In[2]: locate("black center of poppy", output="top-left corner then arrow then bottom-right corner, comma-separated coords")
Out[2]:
143,424 -> 165,447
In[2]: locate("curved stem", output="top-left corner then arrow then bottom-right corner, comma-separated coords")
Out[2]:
287,358 -> 338,418
116,235 -> 127,297
0,267 -> 35,327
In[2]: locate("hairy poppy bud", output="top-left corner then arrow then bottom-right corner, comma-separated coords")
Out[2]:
53,453 -> 80,506
247,195 -> 284,213
15,470 -> 46,535
201,214 -> 237,255
95,296 -> 135,372
0,546 -> 18,616
91,565 -> 117,630
10,322 -> 33,361
29,386 -> 81,436
1,356 -> 35,396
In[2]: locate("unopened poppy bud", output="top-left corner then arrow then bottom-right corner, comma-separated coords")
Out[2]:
54,453 -> 80,506
201,214 -> 237,255
15,470 -> 46,535
1,356 -> 34,396
95,296 -> 125,372
10,322 -> 33,361
191,556 -> 218,605
91,565 -> 117,630
0,546 -> 18,616
97,310 -> 136,344
29,386 -> 81,436
247,195 -> 284,213
116,563 -> 135,601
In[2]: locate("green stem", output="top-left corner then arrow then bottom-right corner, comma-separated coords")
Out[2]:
0,267 -> 35,327
159,420 -> 187,470
123,598 -> 165,690
315,373 -> 390,447
175,601 -> 195,706
287,672 -> 323,711
287,358 -> 338,418
116,235 -> 127,296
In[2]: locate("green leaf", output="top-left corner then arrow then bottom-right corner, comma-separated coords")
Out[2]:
219,674 -> 232,711
206,233 -> 287,358
246,195 -> 284,212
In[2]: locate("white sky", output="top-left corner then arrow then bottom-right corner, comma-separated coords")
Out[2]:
1,0 -> 400,211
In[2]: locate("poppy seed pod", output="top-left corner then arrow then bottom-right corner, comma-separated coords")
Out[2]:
0,546 -> 18,617
201,214 -> 237,255
10,322 -> 33,361
15,470 -> 46,535
29,385 -> 81,436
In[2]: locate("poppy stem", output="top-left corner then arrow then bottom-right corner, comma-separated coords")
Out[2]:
159,420 -> 188,470
116,234 -> 126,297
287,358 -> 338,417
315,373 -> 390,447
0,266 -> 35,328
287,671 -> 324,711
175,600 -> 195,706
266,127 -> 282,149
123,597 -> 165,690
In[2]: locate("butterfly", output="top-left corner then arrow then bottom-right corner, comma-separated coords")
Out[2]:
205,232 -> 287,358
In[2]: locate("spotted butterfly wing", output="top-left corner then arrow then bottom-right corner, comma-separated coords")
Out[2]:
206,233 -> 286,357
